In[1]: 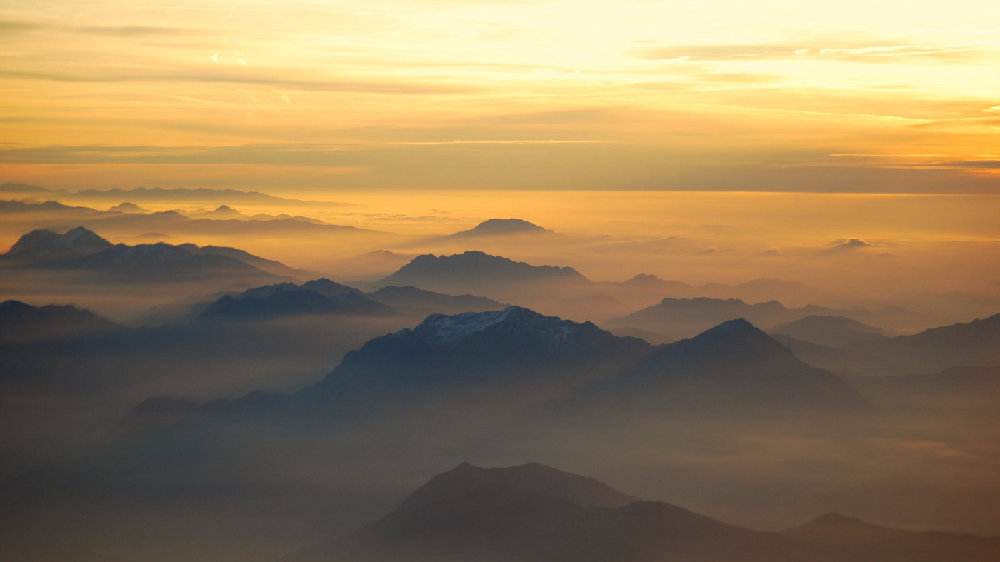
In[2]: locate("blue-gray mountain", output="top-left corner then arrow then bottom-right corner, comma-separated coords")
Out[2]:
191,306 -> 864,419
200,279 -> 392,319
0,300 -> 120,344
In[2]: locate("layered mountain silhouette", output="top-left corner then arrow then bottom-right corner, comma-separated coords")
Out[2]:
1,226 -> 295,282
307,306 -> 650,411
380,251 -> 588,294
443,218 -> 551,239
201,279 -> 392,319
0,198 -> 364,238
278,306 -> 863,417
368,285 -> 505,316
0,300 -> 120,343
771,315 -> 886,348
612,297 -> 839,343
293,462 -> 1000,562
793,313 -> 1000,375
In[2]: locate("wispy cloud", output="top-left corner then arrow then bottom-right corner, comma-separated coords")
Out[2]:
640,41 -> 980,64
0,18 -> 198,37
0,68 -> 477,95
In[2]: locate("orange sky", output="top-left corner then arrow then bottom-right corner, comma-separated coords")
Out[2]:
1,0 -> 999,192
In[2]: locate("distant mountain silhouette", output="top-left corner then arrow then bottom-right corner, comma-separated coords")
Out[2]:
604,318 -> 864,413
307,307 -> 649,411
772,315 -> 886,348
0,300 -> 119,343
444,218 -> 550,238
368,285 -> 505,316
380,251 -> 588,294
617,273 -> 694,293
2,226 -> 112,264
0,199 -> 365,239
69,186 -> 305,204
294,462 -> 999,562
1,226 -> 291,283
800,313 -> 1000,375
279,307 -> 862,417
201,279 -> 392,319
613,297 -> 838,343
107,202 -> 146,214
784,512 -> 1000,561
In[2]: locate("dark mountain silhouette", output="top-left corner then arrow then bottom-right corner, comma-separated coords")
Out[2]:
799,313 -> 1000,375
613,297 -> 838,343
280,307 -> 862,417
0,199 -> 366,240
380,251 -> 588,294
308,307 -> 650,411
772,315 -> 886,348
2,226 -> 112,264
445,218 -> 550,238
368,285 -> 505,316
1,226 -> 291,283
604,318 -> 864,413
294,462 -> 999,562
0,300 -> 120,343
201,279 -> 392,319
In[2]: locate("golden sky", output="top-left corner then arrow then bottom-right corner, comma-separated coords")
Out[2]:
2,0 -> 999,191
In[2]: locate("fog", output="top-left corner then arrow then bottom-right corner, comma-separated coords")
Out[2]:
1,187 -> 998,562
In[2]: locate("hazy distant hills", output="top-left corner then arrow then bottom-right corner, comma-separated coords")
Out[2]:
612,297 -> 839,343
368,285 -> 505,316
789,313 -> 1000,375
201,279 -> 392,319
380,251 -> 588,294
0,226 -> 292,283
294,462 -> 1000,562
771,315 -> 887,348
0,198 -> 366,239
0,300 -> 120,343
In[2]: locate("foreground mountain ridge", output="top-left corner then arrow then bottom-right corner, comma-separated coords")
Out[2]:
292,461 -> 1000,562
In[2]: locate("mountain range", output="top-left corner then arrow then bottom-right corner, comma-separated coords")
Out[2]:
200,279 -> 393,319
380,251 -> 588,295
293,462 -> 1000,562
0,226 -> 296,282
182,306 -> 863,420
611,297 -> 842,343
787,313 -> 1000,375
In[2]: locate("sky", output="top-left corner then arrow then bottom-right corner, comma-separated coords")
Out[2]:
1,0 -> 1000,191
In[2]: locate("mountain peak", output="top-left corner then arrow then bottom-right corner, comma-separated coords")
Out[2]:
3,226 -> 112,262
413,306 -> 582,346
398,462 -> 635,514
381,251 -> 587,291
450,218 -> 550,238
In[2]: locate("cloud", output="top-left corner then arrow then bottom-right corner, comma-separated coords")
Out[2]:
0,18 -> 198,37
640,41 -> 979,64
0,68 -> 477,95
